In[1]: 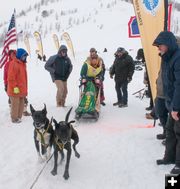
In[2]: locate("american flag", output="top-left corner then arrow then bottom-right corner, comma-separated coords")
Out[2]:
0,11 -> 17,68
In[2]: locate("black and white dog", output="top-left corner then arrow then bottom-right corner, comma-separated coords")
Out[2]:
30,104 -> 54,162
51,107 -> 80,180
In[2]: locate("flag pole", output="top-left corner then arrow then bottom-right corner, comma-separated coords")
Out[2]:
164,0 -> 168,31
14,8 -> 18,48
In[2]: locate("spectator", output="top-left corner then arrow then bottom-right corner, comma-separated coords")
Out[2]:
4,50 -> 31,116
136,48 -> 153,111
110,47 -> 134,107
153,31 -> 180,174
7,48 -> 29,123
45,45 -> 73,107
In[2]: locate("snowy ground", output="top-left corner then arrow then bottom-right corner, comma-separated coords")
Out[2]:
0,51 -> 172,189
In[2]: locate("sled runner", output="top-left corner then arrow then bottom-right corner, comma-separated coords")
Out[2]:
75,81 -> 101,121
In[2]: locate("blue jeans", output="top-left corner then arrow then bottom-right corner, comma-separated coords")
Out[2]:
115,81 -> 128,104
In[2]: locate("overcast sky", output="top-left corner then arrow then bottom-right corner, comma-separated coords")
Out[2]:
1,0 -> 38,22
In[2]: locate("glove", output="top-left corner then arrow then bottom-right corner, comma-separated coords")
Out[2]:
81,79 -> 87,84
127,77 -> 132,83
13,87 -> 20,94
95,79 -> 100,84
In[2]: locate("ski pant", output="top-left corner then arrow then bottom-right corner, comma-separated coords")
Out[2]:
164,114 -> 180,166
54,80 -> 67,107
98,82 -> 105,103
115,80 -> 128,104
9,96 -> 25,121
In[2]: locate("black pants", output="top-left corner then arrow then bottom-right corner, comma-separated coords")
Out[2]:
164,114 -> 180,166
154,97 -> 168,131
115,81 -> 128,104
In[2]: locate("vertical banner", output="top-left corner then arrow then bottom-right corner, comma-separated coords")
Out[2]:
52,34 -> 60,51
62,32 -> 75,58
132,0 -> 167,100
33,31 -> 44,58
24,34 -> 31,56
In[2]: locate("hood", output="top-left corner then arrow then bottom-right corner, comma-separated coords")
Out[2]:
153,31 -> 178,54
16,48 -> 28,60
58,45 -> 67,53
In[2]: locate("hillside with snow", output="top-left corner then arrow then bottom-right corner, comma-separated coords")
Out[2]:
0,1 -> 177,189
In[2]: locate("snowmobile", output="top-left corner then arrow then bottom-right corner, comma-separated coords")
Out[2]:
75,80 -> 101,121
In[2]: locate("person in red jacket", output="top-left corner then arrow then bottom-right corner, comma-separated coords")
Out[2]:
7,48 -> 29,123
4,50 -> 31,117
4,50 -> 16,92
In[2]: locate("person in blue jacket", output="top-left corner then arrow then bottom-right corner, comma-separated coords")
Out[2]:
153,31 -> 180,174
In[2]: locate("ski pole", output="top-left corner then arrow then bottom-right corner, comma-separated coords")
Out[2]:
132,88 -> 145,95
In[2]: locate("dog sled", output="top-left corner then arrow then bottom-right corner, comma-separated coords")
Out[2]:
75,81 -> 101,121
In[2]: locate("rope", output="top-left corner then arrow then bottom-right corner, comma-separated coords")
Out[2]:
29,153 -> 53,189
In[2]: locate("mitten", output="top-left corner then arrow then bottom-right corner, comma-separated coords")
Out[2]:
13,87 -> 20,94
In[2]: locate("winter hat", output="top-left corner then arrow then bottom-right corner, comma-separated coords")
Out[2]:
90,48 -> 97,53
16,48 -> 28,60
58,45 -> 67,53
153,31 -> 177,47
116,47 -> 126,53
153,31 -> 178,53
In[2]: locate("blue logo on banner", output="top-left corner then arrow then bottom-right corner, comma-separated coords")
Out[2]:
143,0 -> 159,15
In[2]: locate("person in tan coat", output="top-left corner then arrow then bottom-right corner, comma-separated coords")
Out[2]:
7,48 -> 28,123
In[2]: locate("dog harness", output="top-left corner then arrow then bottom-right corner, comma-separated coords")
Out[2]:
36,123 -> 52,148
55,137 -> 65,150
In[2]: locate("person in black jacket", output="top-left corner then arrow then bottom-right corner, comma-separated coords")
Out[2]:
110,47 -> 134,107
45,45 -> 73,107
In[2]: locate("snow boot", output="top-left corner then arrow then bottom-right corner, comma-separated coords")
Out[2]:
101,102 -> 106,106
145,113 -> 154,119
145,106 -> 153,111
170,165 -> 180,174
156,158 -> 175,165
156,133 -> 166,140
156,130 -> 166,140
113,102 -> 120,106
119,103 -> 128,108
